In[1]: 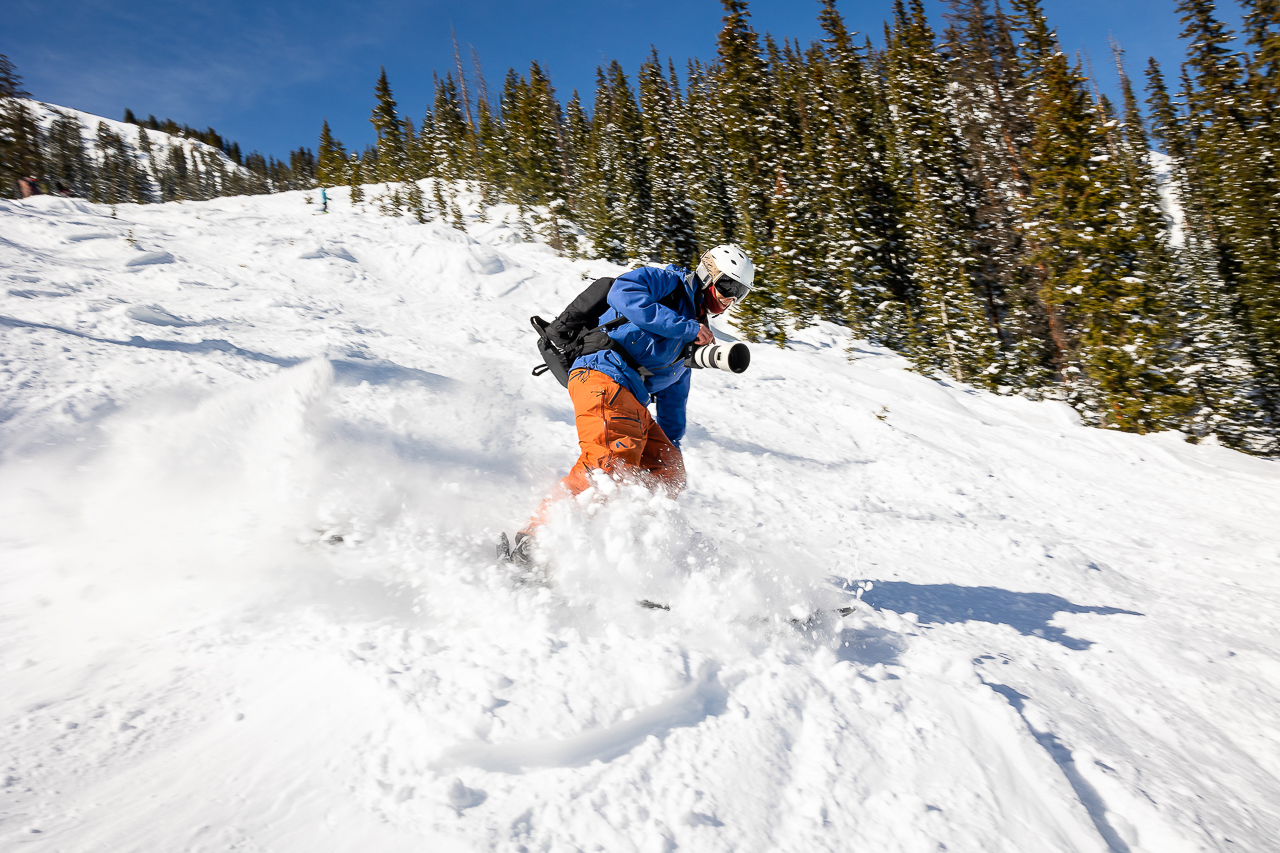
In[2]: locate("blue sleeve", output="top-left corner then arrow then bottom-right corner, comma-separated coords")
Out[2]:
610,269 -> 701,343
653,369 -> 690,447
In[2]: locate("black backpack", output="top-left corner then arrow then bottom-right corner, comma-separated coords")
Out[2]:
531,276 -> 687,387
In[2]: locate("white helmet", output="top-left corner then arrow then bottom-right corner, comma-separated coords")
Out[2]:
695,243 -> 754,300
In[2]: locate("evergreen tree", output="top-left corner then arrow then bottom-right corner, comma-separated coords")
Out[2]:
678,60 -> 737,263
288,146 -> 316,189
638,49 -> 699,267
814,0 -> 910,343
713,0 -> 785,341
597,61 -> 651,258
317,120 -> 348,187
886,0 -> 1001,384
0,55 -> 25,100
473,95 -> 506,205
1014,2 -> 1190,429
45,110 -> 90,196
1164,0 -> 1280,438
1,100 -> 42,198
501,62 -> 568,208
94,122 -> 126,203
405,178 -> 427,222
574,65 -> 645,262
348,152 -> 365,204
0,53 -> 33,198
944,0 -> 1059,388
370,68 -> 408,182
1146,57 -> 1278,450
562,89 -> 592,213
432,72 -> 473,182
762,36 -> 831,328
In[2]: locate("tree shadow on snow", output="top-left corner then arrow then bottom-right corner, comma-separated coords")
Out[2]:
840,580 -> 1141,650
986,683 -> 1133,852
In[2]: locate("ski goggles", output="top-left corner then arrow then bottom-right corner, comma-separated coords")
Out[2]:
712,275 -> 751,301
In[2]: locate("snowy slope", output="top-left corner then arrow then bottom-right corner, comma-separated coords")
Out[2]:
22,99 -> 250,187
2,187 -> 1279,853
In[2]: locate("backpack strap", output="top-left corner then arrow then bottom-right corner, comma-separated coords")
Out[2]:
580,323 -> 655,379
578,278 -> 691,379
532,274 -> 694,386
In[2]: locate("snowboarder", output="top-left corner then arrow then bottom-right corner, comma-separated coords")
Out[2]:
501,244 -> 755,565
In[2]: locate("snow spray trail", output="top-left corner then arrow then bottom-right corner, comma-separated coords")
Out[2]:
0,360 -> 339,652
530,474 -> 845,629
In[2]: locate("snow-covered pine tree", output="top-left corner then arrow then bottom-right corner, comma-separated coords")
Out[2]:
1015,1 -> 1188,430
575,64 -> 649,262
135,126 -> 157,191
317,120 -> 348,188
886,0 -> 1001,385
45,110 -> 91,197
370,68 -> 408,185
92,122 -> 146,204
500,63 -> 568,210
572,69 -> 622,261
348,152 -> 365,205
215,149 -> 236,196
433,72 -> 472,183
473,94 -> 506,207
393,116 -> 418,185
1227,0 -> 1280,402
638,50 -> 699,268
0,54 -> 37,198
677,60 -> 737,259
1146,57 -> 1278,451
761,36 -> 831,329
813,0 -> 910,344
714,0 -> 787,342
412,107 -> 438,181
1173,1 -> 1280,390
943,0 -> 1060,390
1,100 -> 42,198
404,174 -> 427,222
561,90 -> 591,216
601,60 -> 652,258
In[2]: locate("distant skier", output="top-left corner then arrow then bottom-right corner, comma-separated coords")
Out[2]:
320,188 -> 329,213
501,244 -> 755,566
17,176 -> 41,198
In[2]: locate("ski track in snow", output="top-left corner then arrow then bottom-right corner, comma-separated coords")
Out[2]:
1,186 -> 1279,853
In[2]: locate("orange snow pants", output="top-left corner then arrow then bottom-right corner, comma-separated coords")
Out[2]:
523,368 -> 685,533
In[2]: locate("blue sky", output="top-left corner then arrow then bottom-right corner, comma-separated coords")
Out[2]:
6,0 -> 1245,160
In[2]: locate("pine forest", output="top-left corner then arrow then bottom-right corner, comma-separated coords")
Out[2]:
4,0 -> 1280,456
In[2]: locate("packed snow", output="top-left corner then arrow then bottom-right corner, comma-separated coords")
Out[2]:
2,182 -> 1279,852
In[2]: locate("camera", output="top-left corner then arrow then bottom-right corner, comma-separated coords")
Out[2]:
685,341 -> 750,374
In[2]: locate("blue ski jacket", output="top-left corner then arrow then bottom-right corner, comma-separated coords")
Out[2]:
572,265 -> 701,446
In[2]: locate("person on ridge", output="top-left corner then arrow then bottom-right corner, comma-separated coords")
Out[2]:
502,244 -> 755,566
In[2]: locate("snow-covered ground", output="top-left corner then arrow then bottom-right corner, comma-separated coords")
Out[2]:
2,185 -> 1279,853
